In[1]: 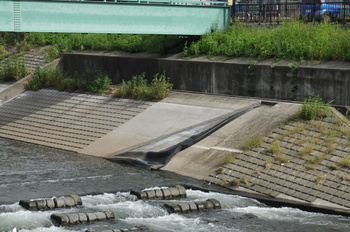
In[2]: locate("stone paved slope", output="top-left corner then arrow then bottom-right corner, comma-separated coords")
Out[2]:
207,110 -> 350,210
0,89 -> 152,152
0,48 -> 47,73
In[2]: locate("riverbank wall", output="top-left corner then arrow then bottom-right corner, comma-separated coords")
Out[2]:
60,52 -> 350,105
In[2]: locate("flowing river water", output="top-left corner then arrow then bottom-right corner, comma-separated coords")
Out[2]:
1,138 -> 350,232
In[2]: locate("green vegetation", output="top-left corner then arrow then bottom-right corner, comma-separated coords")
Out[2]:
0,32 -> 185,62
23,67 -> 172,100
329,164 -> 341,170
299,143 -> 315,157
184,21 -> 350,61
2,21 -> 350,63
25,67 -> 111,93
0,58 -> 28,82
315,175 -> 326,184
267,141 -> 281,155
224,153 -> 234,164
339,158 -> 350,168
113,72 -> 173,100
228,179 -> 240,187
216,167 -> 224,174
244,136 -> 264,151
299,93 -> 332,120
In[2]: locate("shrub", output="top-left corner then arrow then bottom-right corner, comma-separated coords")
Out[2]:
44,45 -> 60,62
151,72 -> 173,99
300,93 -> 332,120
87,72 -> 111,93
24,67 -> 47,90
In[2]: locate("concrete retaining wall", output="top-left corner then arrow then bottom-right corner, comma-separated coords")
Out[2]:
59,53 -> 350,105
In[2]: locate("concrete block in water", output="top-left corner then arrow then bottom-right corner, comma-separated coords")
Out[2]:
175,185 -> 187,197
130,185 -> 186,200
130,190 -> 147,200
51,210 -> 115,226
19,195 -> 82,211
164,199 -> 221,214
161,188 -> 172,199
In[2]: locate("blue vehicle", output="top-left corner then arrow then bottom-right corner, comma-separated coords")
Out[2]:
300,0 -> 341,21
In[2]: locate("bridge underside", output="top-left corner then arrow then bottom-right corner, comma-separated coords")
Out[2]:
0,0 -> 230,35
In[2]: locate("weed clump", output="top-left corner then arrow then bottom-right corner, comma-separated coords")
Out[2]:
25,67 -> 111,94
299,93 -> 332,120
0,58 -> 28,82
113,72 -> 172,101
244,136 -> 264,151
339,158 -> 350,168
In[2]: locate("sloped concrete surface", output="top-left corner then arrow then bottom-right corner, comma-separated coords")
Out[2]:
162,103 -> 300,179
82,93 -> 260,157
0,89 -> 152,152
205,111 -> 350,212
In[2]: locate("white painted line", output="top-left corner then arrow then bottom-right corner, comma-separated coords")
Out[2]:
192,145 -> 243,153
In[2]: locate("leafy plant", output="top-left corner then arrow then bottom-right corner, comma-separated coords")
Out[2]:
25,67 -> 46,90
87,72 -> 111,93
151,72 -> 173,99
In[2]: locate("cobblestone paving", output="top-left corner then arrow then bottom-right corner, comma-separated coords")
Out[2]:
0,89 -> 153,152
207,112 -> 350,210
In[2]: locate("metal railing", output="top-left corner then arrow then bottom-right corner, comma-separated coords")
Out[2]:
63,0 -> 230,6
231,0 -> 350,24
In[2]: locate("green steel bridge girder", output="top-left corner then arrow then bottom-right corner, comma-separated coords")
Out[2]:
0,0 -> 231,35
